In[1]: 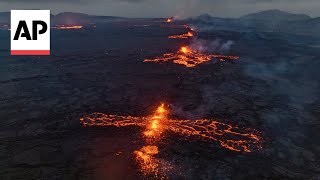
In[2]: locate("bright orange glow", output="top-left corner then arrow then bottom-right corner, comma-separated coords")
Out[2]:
151,120 -> 159,129
52,25 -> 83,29
134,145 -> 172,177
180,46 -> 191,54
144,46 -> 240,68
156,103 -> 167,114
168,32 -> 193,39
134,145 -> 159,176
166,18 -> 173,23
144,103 -> 168,138
134,146 -> 159,175
80,104 -> 262,152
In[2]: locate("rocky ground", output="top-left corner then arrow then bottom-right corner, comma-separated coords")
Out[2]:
0,21 -> 319,179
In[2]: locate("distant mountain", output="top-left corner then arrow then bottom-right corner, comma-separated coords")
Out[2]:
186,10 -> 320,36
186,14 -> 246,32
0,12 -> 126,25
240,9 -> 311,22
190,13 -> 214,22
52,12 -> 127,25
1,10 -> 320,36
238,10 -> 313,33
278,17 -> 320,36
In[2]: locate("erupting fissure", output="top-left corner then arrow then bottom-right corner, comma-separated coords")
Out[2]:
80,104 -> 262,176
80,104 -> 262,152
144,46 -> 240,68
168,32 -> 194,39
145,23 -> 239,68
143,103 -> 168,138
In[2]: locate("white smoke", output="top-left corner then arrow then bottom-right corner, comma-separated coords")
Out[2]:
189,38 -> 234,53
220,40 -> 234,52
170,103 -> 208,120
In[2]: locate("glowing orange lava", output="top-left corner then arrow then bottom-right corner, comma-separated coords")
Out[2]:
168,32 -> 194,39
52,25 -> 83,29
143,46 -> 240,68
144,103 -> 168,138
80,104 -> 262,152
180,46 -> 191,54
166,18 -> 173,23
134,146 -> 159,175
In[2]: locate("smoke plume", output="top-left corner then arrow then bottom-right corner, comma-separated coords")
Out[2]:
190,38 -> 234,53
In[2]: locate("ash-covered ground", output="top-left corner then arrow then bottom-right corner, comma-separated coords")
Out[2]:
0,20 -> 320,179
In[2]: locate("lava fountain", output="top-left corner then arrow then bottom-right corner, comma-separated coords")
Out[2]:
143,46 -> 240,68
143,103 -> 168,138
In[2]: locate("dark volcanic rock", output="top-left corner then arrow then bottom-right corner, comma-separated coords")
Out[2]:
0,19 -> 320,179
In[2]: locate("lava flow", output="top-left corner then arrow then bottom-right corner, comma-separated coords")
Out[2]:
80,104 -> 262,152
168,32 -> 193,39
144,46 -> 240,68
81,103 -> 262,176
52,25 -> 83,29
143,103 -> 168,138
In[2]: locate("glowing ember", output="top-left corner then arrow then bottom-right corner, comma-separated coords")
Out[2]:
134,146 -> 159,175
166,18 -> 173,23
52,25 -> 83,29
168,32 -> 193,39
134,145 -> 173,177
80,104 -> 262,152
144,46 -> 240,68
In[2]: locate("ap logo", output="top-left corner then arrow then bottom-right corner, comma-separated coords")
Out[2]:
11,10 -> 50,55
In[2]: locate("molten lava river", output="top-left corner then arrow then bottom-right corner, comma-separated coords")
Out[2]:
144,46 -> 240,68
168,32 -> 194,39
80,104 -> 262,177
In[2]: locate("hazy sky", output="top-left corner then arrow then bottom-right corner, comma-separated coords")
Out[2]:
1,0 -> 320,18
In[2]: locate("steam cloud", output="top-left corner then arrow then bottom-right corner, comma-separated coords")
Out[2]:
189,38 -> 234,53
